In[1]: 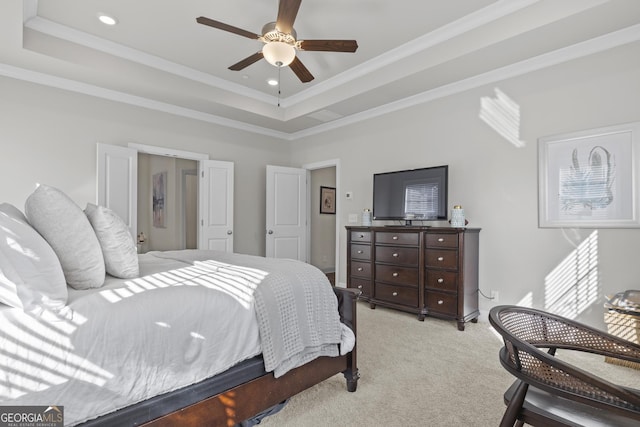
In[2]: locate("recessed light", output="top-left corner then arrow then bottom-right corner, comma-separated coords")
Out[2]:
267,79 -> 279,86
97,13 -> 118,26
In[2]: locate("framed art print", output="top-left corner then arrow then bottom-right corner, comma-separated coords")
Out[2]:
320,186 -> 336,214
538,121 -> 640,228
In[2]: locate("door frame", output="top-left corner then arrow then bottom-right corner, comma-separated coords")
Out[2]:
129,143 -> 209,250
181,168 -> 198,249
302,159 -> 341,287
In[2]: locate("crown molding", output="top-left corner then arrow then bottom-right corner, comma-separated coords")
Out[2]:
288,23 -> 640,140
6,1 -> 639,141
0,62 -> 289,139
24,16 -> 278,106
280,0 -> 539,108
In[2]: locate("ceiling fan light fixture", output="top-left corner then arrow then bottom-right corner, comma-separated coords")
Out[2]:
262,41 -> 295,67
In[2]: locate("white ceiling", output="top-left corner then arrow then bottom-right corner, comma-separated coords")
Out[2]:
1,0 -> 640,140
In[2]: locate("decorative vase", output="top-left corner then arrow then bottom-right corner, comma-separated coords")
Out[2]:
450,205 -> 466,228
362,209 -> 372,226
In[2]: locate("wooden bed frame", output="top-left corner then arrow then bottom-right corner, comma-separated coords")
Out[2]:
79,287 -> 360,426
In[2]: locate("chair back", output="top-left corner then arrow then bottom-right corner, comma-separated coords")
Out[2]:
489,305 -> 640,417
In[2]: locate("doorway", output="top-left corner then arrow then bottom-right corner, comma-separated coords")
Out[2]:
303,159 -> 340,286
309,167 -> 336,282
137,153 -> 198,252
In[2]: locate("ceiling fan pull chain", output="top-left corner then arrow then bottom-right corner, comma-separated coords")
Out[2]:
277,66 -> 282,107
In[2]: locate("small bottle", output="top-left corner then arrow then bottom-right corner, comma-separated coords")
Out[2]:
362,209 -> 372,226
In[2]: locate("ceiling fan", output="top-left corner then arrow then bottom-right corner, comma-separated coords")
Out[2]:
196,0 -> 358,83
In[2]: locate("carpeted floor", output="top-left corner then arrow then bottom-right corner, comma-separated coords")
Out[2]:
259,302 -> 639,427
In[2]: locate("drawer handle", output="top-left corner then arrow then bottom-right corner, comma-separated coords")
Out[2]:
392,272 -> 399,277
392,235 -> 399,240
438,300 -> 444,305
357,285 -> 363,289
357,250 -> 364,254
392,253 -> 399,257
438,238 -> 444,242
438,278 -> 444,283
438,256 -> 444,262
392,292 -> 398,296
357,267 -> 363,272
359,234 -> 365,238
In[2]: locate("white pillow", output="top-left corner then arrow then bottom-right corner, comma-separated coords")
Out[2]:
0,203 -> 68,313
24,185 -> 105,290
85,203 -> 139,279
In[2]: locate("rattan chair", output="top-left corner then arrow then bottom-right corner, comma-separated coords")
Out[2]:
489,305 -> 640,427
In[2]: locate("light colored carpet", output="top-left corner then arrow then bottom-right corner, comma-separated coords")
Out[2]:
260,302 -> 639,427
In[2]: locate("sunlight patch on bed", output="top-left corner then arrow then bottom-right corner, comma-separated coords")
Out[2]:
0,310 -> 114,399
99,260 -> 268,309
5,234 -> 39,260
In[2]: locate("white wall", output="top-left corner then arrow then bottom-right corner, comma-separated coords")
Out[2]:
0,77 -> 292,256
2,41 -> 639,328
290,42 -> 640,328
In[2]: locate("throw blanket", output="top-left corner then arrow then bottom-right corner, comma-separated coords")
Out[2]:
153,250 -> 343,377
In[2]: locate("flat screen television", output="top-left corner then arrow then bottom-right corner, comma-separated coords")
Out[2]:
372,165 -> 448,224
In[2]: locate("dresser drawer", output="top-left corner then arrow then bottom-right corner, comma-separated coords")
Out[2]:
376,264 -> 418,288
351,244 -> 371,261
425,249 -> 458,269
375,264 -> 418,286
351,230 -> 371,243
425,270 -> 458,291
375,283 -> 419,307
376,231 -> 419,246
425,233 -> 458,249
351,261 -> 372,278
349,278 -> 372,298
375,245 -> 418,266
426,291 -> 457,316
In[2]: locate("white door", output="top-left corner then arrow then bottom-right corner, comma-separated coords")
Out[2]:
266,165 -> 307,261
96,143 -> 137,239
199,160 -> 234,252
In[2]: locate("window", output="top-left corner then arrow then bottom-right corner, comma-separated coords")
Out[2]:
404,182 -> 439,219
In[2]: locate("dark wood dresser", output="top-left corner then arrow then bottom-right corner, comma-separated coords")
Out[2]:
346,226 -> 480,330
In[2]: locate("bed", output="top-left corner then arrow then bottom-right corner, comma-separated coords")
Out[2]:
0,186 -> 359,426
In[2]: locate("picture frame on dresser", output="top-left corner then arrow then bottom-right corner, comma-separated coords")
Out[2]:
538,121 -> 640,228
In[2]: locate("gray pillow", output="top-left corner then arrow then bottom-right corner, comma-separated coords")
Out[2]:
85,203 -> 139,279
24,185 -> 105,289
0,203 -> 68,313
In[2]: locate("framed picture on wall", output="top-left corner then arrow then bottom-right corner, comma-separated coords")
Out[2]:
320,186 -> 336,214
153,171 -> 167,228
538,121 -> 640,228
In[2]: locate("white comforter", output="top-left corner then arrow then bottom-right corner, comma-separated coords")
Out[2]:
0,250 -> 349,426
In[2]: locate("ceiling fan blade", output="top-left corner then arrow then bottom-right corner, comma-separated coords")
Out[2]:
228,52 -> 264,71
298,40 -> 358,52
276,0 -> 302,34
289,56 -> 314,83
196,16 -> 260,39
